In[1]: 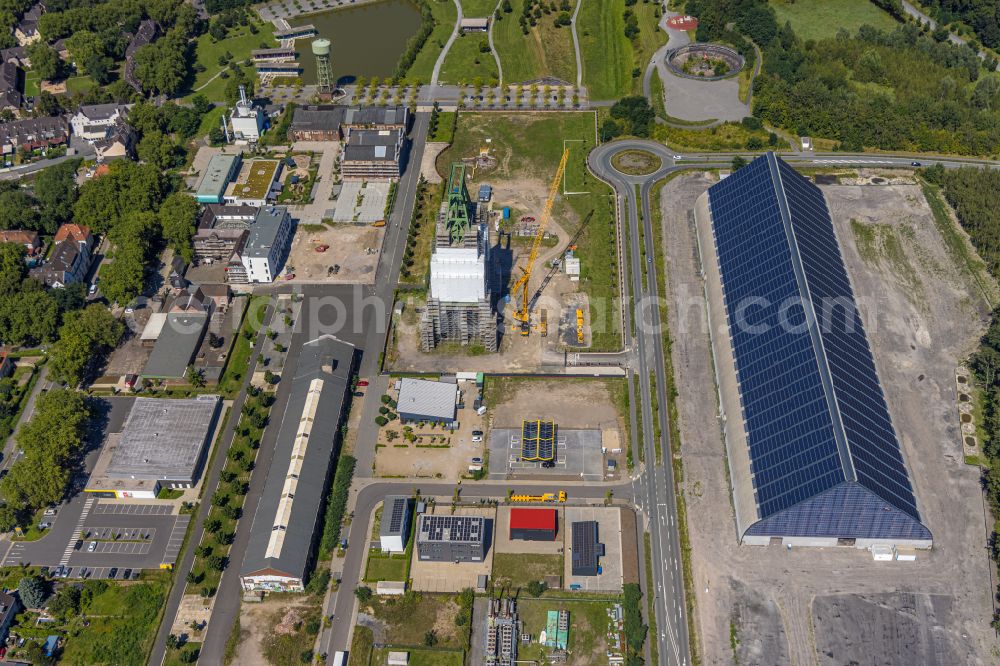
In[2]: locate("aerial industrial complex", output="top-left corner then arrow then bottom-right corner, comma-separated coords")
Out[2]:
695,153 -> 931,549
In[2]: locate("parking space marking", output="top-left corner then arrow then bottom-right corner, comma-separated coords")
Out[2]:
60,497 -> 96,565
162,515 -> 190,565
91,504 -> 172,516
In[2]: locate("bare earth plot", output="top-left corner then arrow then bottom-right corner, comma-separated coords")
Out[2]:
657,172 -> 997,665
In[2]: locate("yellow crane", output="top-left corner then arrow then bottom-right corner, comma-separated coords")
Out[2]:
511,148 -> 570,336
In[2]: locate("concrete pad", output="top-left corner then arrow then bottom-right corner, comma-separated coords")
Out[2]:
563,506 -> 623,593
332,181 -> 390,223
488,428 -> 604,481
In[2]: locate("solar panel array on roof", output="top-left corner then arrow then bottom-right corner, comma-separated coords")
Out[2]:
388,497 -> 407,532
703,152 -> 931,545
419,514 -> 483,542
520,420 -> 555,461
571,521 -> 602,576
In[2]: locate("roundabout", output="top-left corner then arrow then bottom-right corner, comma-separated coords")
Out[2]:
611,149 -> 662,176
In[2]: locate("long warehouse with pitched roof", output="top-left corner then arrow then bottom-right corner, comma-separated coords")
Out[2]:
240,335 -> 357,592
694,152 -> 932,549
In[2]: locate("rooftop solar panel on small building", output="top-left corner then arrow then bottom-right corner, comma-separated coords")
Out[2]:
699,152 -> 931,547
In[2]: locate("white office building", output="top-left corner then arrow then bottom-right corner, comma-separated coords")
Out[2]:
242,206 -> 293,283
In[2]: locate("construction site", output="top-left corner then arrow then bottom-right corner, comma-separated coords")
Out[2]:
390,119 -> 617,374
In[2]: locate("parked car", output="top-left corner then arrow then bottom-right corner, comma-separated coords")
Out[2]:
542,460 -> 555,468
87,541 -> 96,552
357,380 -> 369,387
471,457 -> 483,465
123,569 -> 132,580
38,522 -> 51,530
43,507 -> 57,517
74,539 -> 83,550
109,567 -> 118,579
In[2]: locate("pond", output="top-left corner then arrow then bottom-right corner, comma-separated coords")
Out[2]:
290,0 -> 422,85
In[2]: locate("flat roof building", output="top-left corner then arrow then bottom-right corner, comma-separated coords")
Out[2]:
509,508 -> 557,541
142,312 -> 208,379
396,378 -> 457,424
417,514 -> 486,562
224,158 -> 281,207
570,521 -> 603,576
342,128 -> 404,181
694,152 -> 931,549
196,154 -> 242,204
90,396 -> 221,495
242,206 -> 293,283
380,496 -> 412,554
241,336 -> 356,593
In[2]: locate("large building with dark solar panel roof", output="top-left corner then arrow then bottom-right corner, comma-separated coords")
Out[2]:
694,152 -> 932,549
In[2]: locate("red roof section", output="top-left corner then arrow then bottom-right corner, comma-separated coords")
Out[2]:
510,508 -> 556,532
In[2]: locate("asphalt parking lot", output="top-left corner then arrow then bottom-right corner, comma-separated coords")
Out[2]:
488,428 -> 604,481
1,499 -> 190,573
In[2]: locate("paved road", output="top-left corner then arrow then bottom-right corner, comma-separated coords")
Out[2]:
591,140 -> 692,666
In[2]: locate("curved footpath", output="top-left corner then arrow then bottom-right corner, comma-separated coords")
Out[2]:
488,0 -> 504,84
430,0 -> 463,88
570,0 -> 583,88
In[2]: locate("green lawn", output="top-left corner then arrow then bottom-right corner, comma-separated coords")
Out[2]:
630,1 -> 667,94
218,295 -> 270,397
371,648 -> 464,666
769,0 -> 898,41
364,553 -> 410,582
407,0 -> 459,82
516,597 -> 617,665
362,593 -> 465,649
460,0 -> 497,16
577,0 -> 632,99
492,553 -> 563,589
164,642 -> 202,666
439,31 -> 499,84
187,21 -> 275,100
494,0 -> 578,84
3,577 -> 170,666
438,112 -> 620,349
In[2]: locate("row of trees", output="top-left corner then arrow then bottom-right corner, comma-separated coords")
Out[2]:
0,389 -> 89,529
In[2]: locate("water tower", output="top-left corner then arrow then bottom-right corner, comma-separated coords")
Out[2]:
312,38 -> 334,94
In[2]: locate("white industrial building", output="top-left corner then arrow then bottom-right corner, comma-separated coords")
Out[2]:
229,86 -> 267,142
379,496 -> 412,553
429,247 -> 487,302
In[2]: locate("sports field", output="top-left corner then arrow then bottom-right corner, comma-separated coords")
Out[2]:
768,0 -> 897,41
494,0 -> 578,84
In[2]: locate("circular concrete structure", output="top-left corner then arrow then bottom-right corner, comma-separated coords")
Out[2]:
311,38 -> 331,56
666,43 -> 744,81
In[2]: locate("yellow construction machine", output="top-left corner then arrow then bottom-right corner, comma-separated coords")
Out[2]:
510,490 -> 567,503
511,148 -> 570,336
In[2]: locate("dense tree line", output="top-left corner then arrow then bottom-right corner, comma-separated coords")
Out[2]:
921,0 -> 1000,49
689,0 -> 1000,155
396,0 -> 435,79
48,304 -> 124,387
600,96 -> 656,140
0,389 -> 89,530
